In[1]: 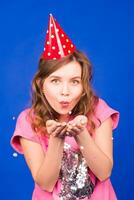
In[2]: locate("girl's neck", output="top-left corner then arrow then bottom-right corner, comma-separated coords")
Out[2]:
59,114 -> 72,123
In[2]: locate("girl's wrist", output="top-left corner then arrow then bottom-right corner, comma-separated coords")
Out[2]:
75,127 -> 90,142
49,134 -> 65,143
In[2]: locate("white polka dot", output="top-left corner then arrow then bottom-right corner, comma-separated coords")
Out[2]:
13,152 -> 18,157
51,35 -> 54,38
47,41 -> 50,45
56,29 -> 59,32
46,30 -> 48,33
53,57 -> 57,60
112,137 -> 114,140
48,52 -> 51,56
71,44 -> 73,48
50,24 -> 53,27
52,46 -> 56,50
12,116 -> 15,120
66,39 -> 69,42
61,34 -> 64,37
44,47 -> 45,51
63,45 -> 66,48
58,51 -> 61,55
68,50 -> 71,53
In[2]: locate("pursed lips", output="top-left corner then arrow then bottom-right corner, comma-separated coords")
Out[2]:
59,101 -> 70,107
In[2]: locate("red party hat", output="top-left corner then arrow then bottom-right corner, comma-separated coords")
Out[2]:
41,14 -> 76,60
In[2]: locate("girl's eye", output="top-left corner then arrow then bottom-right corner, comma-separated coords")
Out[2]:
51,79 -> 60,83
72,80 -> 80,84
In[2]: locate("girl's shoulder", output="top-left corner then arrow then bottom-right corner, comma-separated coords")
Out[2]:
93,97 -> 120,130
10,108 -> 41,154
16,107 -> 33,121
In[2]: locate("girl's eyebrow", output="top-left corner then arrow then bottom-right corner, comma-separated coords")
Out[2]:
49,75 -> 61,78
49,75 -> 81,79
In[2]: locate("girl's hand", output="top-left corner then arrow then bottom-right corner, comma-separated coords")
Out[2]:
66,115 -> 88,137
46,120 -> 67,139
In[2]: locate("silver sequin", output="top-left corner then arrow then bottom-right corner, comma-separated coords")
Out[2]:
59,143 -> 95,199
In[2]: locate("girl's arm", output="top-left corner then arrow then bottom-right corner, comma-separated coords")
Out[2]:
75,117 -> 113,181
20,136 -> 64,192
20,120 -> 67,193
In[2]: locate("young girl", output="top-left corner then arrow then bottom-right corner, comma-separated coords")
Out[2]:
10,14 -> 120,200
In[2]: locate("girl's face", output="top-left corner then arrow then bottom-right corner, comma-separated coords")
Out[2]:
42,61 -> 83,121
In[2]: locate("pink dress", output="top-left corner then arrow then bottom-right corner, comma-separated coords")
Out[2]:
10,98 -> 120,200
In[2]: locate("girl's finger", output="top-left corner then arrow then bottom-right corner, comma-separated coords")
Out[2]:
53,124 -> 67,137
68,127 -> 80,136
67,124 -> 84,136
68,120 -> 74,125
80,117 -> 88,125
46,120 -> 55,127
60,126 -> 68,135
66,128 -> 75,136
57,127 -> 66,138
56,125 -> 68,138
75,123 -> 85,130
72,126 -> 81,132
48,124 -> 61,134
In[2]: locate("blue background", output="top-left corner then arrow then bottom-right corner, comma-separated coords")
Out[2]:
0,0 -> 132,199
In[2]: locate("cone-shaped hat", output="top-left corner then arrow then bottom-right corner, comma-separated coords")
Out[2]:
41,14 -> 76,60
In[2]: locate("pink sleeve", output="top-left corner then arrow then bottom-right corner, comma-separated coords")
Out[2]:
10,109 -> 40,154
94,98 -> 120,130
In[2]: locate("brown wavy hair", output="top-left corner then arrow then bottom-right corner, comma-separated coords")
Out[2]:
29,50 -> 99,135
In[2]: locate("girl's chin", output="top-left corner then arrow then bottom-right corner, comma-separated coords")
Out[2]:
53,105 -> 74,115
57,109 -> 71,116
58,111 -> 70,115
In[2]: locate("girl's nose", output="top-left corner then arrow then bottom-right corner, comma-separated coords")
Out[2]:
61,83 -> 70,96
